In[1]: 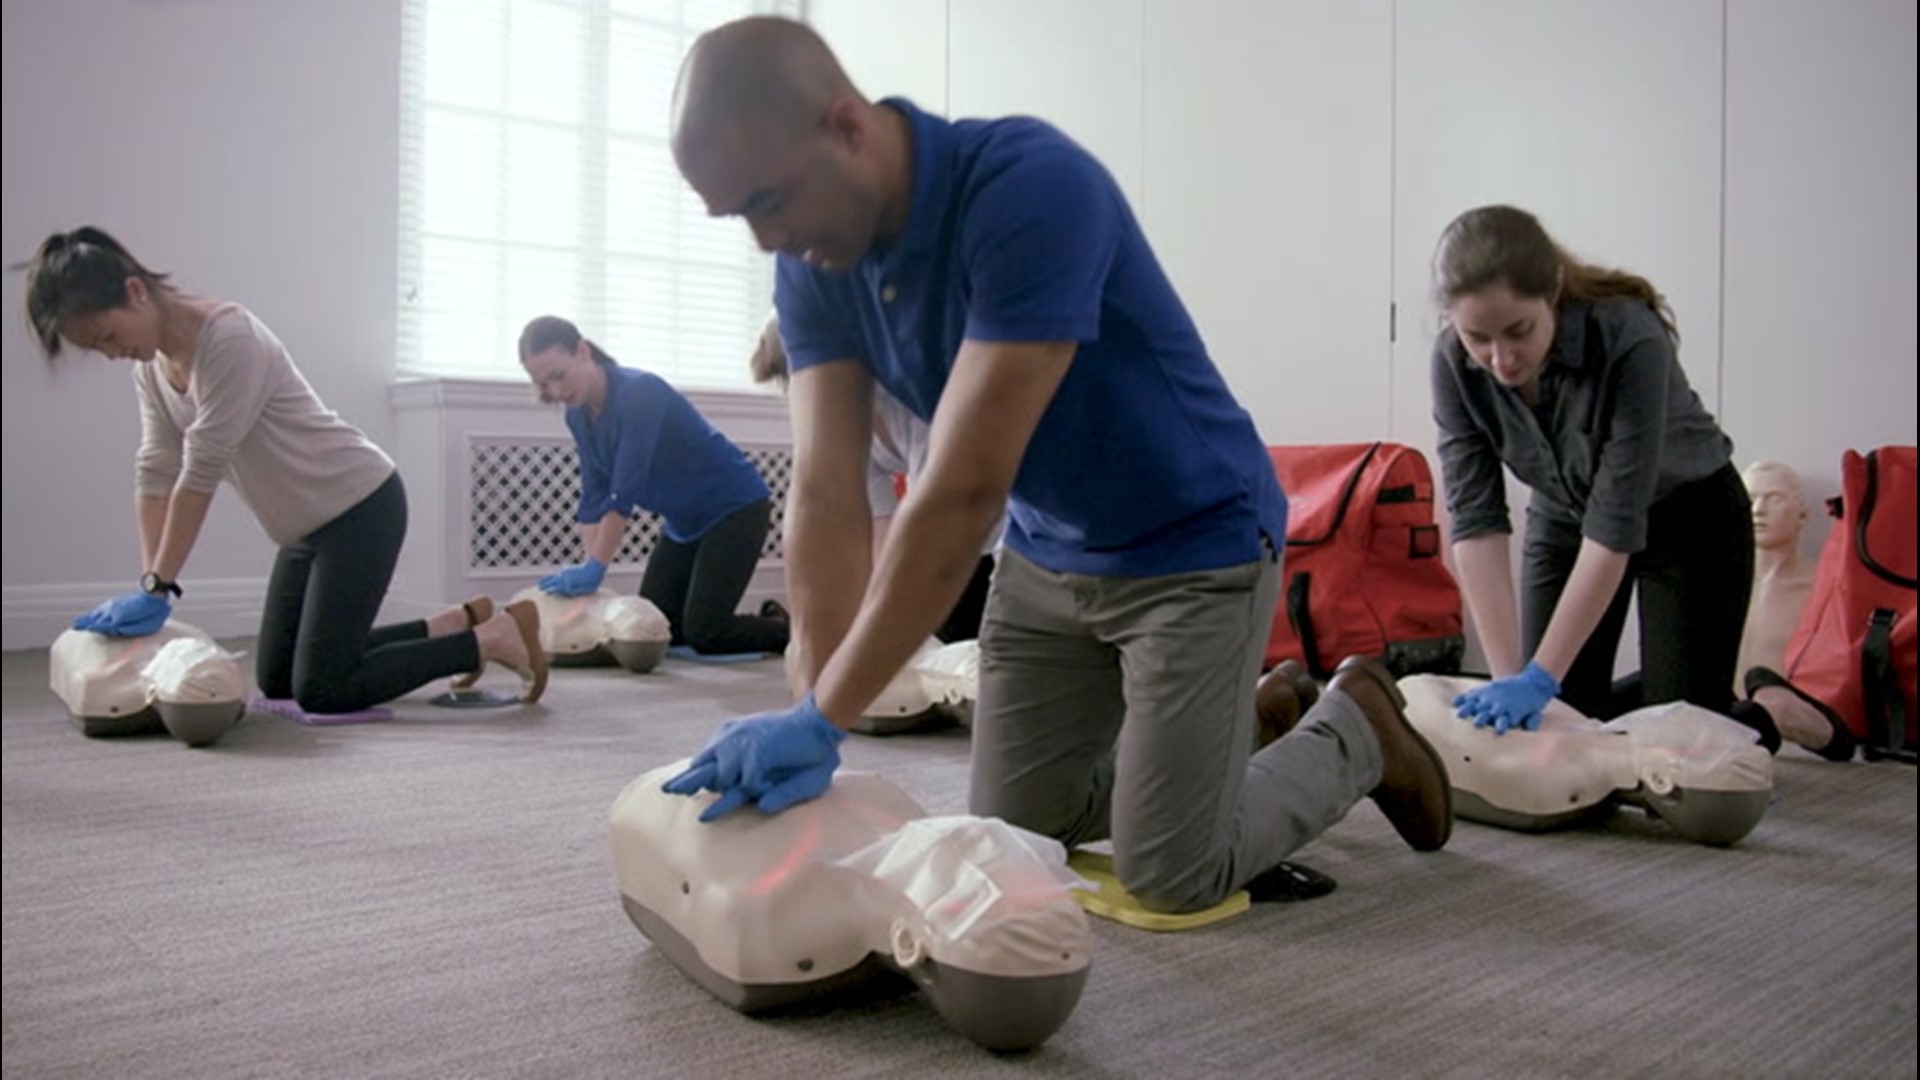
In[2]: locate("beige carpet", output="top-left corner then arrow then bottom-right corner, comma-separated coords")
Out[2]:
3,645 -> 1914,1079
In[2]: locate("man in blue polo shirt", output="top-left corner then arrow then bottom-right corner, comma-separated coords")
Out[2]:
662,16 -> 1451,913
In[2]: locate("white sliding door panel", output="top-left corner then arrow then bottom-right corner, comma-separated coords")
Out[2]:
1393,0 -> 1725,452
947,0 -> 1145,206
1393,0 -> 1724,676
807,0 -> 949,112
1722,0 -> 1918,494
1142,0 -> 1393,446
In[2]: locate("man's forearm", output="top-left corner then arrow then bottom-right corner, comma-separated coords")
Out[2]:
812,482 -> 1000,724
785,491 -> 872,698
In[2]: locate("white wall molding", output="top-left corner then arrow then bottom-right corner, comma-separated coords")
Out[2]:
391,376 -> 790,425
4,578 -> 271,649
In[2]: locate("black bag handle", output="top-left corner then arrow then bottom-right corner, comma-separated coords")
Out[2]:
1861,608 -> 1915,761
1856,450 -> 1919,590
1286,571 -> 1329,680
1287,442 -> 1381,548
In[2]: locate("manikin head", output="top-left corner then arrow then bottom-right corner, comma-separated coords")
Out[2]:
670,17 -> 906,272
1743,461 -> 1810,552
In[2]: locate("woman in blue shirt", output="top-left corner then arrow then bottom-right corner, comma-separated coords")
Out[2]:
520,316 -> 788,657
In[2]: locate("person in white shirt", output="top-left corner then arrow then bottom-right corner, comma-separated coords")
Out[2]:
23,226 -> 546,711
751,314 -> 998,643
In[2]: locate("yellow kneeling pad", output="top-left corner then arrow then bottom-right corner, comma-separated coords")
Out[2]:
1067,850 -> 1250,931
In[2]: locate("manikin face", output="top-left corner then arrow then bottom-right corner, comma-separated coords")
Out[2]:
1747,468 -> 1809,549
523,342 -> 599,408
62,278 -> 165,362
1448,284 -> 1557,392
679,114 -> 886,273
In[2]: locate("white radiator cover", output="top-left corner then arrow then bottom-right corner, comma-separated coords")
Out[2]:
466,436 -> 791,571
390,378 -> 793,619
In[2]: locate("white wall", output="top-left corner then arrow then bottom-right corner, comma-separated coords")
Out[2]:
1,0 -> 401,647
1722,0 -> 1919,497
1391,0 -> 1728,672
1142,0 -> 1392,446
799,0 -> 1917,674
5,0 -> 1915,654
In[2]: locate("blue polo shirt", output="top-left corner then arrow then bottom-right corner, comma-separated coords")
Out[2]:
567,366 -> 769,543
776,99 -> 1286,577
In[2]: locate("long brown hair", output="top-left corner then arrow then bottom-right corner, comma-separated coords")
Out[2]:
1432,205 -> 1679,345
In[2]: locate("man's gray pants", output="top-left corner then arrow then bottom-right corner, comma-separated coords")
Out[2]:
970,546 -> 1386,913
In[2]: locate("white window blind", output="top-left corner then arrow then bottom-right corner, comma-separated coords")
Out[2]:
398,0 -> 795,388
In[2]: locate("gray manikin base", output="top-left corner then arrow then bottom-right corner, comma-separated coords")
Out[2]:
620,893 -> 1089,1052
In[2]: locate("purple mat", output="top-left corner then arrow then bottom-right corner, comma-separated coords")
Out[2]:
250,698 -> 394,726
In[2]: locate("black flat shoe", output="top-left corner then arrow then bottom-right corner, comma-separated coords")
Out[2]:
1744,666 -> 1857,762
1245,860 -> 1338,903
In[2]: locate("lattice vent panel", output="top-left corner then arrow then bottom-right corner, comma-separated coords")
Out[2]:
468,438 -> 791,570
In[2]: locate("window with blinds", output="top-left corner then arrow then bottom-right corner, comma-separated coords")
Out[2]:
398,0 -> 794,388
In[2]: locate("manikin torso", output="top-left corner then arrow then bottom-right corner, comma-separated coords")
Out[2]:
1736,462 -> 1816,691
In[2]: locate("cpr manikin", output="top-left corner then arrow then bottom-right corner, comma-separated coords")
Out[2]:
1736,460 -> 1817,694
1400,675 -> 1773,845
609,764 -> 1092,1051
50,621 -> 248,746
847,639 -> 980,734
508,587 -> 671,673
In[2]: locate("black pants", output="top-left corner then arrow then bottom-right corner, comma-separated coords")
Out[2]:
255,473 -> 479,712
934,554 -> 996,643
641,498 -> 789,655
1521,464 -> 1753,720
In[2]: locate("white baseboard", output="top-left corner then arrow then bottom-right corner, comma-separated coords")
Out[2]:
2,578 -> 272,651
4,565 -> 789,652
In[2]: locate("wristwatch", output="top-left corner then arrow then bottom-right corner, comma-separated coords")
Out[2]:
140,572 -> 183,599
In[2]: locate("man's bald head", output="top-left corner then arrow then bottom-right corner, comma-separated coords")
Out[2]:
670,17 -> 909,270
672,17 -> 861,171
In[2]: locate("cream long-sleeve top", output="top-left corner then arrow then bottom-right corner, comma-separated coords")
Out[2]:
133,304 -> 395,546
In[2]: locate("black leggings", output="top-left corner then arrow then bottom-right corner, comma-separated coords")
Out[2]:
255,473 -> 479,712
641,498 -> 789,655
1521,464 -> 1753,719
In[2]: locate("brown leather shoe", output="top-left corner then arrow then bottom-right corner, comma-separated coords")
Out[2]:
504,599 -> 549,704
1329,655 -> 1452,852
1255,659 -> 1319,748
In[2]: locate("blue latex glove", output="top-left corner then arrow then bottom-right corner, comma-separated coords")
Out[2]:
72,591 -> 172,637
661,694 -> 846,822
539,558 -> 606,597
1454,661 -> 1561,734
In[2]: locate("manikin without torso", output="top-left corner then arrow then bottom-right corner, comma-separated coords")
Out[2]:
1736,461 -> 1816,694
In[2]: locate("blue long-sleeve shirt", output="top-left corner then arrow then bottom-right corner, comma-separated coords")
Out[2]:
566,366 -> 768,543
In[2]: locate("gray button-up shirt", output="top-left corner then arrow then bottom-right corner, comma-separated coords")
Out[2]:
1431,297 -> 1732,554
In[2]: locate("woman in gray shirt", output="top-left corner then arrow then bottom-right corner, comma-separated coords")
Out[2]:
1429,205 -> 1780,747
25,227 -> 547,712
